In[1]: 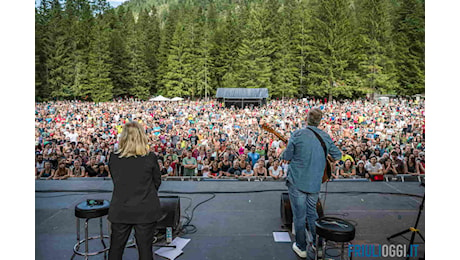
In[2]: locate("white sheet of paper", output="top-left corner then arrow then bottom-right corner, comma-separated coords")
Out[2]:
154,237 -> 191,260
273,232 -> 292,242
170,237 -> 191,250
154,248 -> 183,260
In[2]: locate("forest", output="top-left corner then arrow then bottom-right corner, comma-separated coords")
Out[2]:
35,0 -> 425,101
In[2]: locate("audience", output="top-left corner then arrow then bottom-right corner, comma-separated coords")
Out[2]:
35,97 -> 425,181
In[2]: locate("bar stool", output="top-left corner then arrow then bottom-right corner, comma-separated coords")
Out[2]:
315,217 -> 355,260
72,200 -> 110,260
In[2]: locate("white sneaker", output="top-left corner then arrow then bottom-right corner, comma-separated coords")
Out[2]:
292,242 -> 307,258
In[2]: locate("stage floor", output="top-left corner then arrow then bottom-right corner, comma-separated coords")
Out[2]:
36,180 -> 425,260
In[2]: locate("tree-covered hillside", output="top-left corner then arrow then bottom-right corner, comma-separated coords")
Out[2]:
35,0 -> 425,101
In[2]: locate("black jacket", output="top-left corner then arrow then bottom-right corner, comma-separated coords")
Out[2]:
108,152 -> 162,224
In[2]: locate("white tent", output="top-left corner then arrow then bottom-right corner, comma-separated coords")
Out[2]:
170,97 -> 184,101
149,95 -> 170,101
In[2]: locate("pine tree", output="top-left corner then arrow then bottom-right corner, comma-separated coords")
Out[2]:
216,9 -> 242,89
126,9 -> 152,100
83,13 -> 113,102
109,6 -> 133,97
160,20 -> 194,97
355,0 -> 399,96
271,0 -> 300,97
193,5 -> 213,98
45,0 -> 73,100
234,7 -> 272,90
35,0 -> 52,100
292,0 -> 314,97
156,6 -> 179,95
70,0 -> 94,99
393,0 -> 425,95
307,0 -> 357,99
34,0 -> 425,100
137,6 -> 161,94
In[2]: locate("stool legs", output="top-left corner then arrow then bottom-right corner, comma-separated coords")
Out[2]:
73,217 -> 110,259
315,234 -> 318,260
322,240 -> 326,260
71,219 -> 81,260
316,234 -> 326,260
341,242 -> 345,260
100,217 -> 107,260
315,237 -> 353,260
349,243 -> 353,260
85,219 -> 89,260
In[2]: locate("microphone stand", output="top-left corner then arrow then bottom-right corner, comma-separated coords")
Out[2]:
387,182 -> 425,260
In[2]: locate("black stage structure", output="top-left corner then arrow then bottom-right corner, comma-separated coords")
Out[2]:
215,88 -> 269,108
36,180 -> 425,260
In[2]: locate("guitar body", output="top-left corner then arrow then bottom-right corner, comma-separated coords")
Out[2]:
322,157 -> 334,183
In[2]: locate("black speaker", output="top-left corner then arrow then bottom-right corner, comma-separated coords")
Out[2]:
157,196 -> 181,231
280,192 -> 324,229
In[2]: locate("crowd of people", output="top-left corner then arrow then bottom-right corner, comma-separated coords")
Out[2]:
35,97 -> 425,181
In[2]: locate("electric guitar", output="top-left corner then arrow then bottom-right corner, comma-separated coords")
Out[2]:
261,123 -> 333,183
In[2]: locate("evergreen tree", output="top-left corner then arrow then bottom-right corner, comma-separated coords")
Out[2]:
271,0 -> 300,97
35,0 -> 52,100
193,5 -> 213,98
290,0 -> 314,97
137,6 -> 161,94
307,0 -> 357,99
70,0 -> 94,99
216,9 -> 242,89
234,8 -> 272,90
160,20 -> 194,97
45,0 -> 73,99
393,0 -> 425,95
35,0 -> 425,100
355,0 -> 399,96
156,6 -> 179,94
126,9 -> 152,100
83,13 -> 113,102
108,6 -> 133,97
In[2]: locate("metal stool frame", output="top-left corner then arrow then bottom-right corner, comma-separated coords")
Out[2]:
71,216 -> 109,260
315,234 -> 353,260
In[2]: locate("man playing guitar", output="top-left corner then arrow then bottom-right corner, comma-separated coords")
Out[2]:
281,108 -> 342,259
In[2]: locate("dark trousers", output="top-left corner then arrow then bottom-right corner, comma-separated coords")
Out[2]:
108,222 -> 156,260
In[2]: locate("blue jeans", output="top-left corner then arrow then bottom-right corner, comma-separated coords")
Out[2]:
287,181 -> 319,252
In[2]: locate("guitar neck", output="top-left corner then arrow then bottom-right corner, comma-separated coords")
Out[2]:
261,124 -> 288,143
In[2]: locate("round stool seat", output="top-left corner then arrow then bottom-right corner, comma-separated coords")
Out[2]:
315,217 -> 355,242
75,200 -> 110,219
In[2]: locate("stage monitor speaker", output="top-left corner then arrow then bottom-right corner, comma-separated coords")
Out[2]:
157,196 -> 181,231
280,192 -> 325,229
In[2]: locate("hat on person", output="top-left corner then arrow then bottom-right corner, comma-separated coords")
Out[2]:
79,148 -> 86,152
357,160 -> 365,165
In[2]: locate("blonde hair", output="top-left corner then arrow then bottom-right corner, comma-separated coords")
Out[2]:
116,121 -> 149,158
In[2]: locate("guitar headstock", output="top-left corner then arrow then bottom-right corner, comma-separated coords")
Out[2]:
261,123 -> 272,132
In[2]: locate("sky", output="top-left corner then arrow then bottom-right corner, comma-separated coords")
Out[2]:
35,0 -> 130,8
107,0 -> 129,8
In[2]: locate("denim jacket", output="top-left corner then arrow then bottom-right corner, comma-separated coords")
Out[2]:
282,126 -> 342,193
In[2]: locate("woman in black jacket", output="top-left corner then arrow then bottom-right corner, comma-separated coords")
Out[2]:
108,121 -> 162,260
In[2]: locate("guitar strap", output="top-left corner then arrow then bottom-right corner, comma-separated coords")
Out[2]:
307,127 -> 327,160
